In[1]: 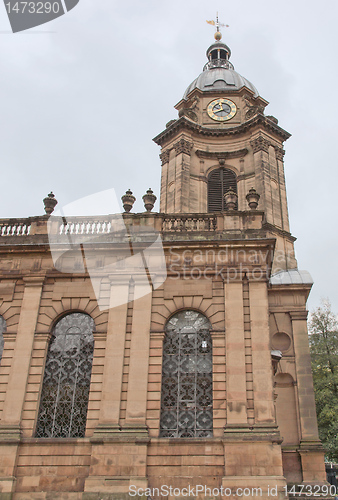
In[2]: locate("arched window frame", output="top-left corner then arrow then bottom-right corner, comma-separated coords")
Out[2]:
35,312 -> 95,438
207,167 -> 238,212
159,310 -> 213,438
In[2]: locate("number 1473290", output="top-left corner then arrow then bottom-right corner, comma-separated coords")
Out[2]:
5,2 -> 60,14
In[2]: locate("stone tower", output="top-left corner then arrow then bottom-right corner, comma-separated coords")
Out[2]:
151,31 -> 326,492
154,37 -> 297,274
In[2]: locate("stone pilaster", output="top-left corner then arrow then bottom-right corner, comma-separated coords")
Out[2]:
249,281 -> 276,424
173,138 -> 193,213
275,146 -> 290,234
160,149 -> 170,213
251,135 -> 273,227
85,279 -> 150,497
224,281 -> 247,424
0,275 -> 44,498
290,310 -> 326,483
91,279 -> 129,437
123,280 -> 152,436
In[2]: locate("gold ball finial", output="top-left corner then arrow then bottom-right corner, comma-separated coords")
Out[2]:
214,31 -> 222,41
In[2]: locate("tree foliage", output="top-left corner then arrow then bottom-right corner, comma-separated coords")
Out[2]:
309,300 -> 338,461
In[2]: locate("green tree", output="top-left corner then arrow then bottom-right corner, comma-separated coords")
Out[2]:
309,300 -> 338,461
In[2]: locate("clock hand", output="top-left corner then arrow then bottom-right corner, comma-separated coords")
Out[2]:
214,105 -> 224,114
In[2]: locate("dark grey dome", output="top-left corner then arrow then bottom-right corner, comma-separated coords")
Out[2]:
183,41 -> 259,100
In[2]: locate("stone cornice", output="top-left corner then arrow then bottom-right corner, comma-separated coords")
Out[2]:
153,114 -> 291,146
195,148 -> 248,160
263,222 -> 296,242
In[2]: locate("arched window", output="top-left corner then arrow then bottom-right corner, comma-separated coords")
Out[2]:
160,310 -> 213,438
207,167 -> 238,212
36,313 -> 95,438
0,315 -> 6,365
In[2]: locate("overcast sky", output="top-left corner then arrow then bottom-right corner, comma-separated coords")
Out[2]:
0,0 -> 336,314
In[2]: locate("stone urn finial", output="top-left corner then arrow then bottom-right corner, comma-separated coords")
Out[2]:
121,189 -> 136,213
224,188 -> 238,210
142,188 -> 157,212
43,192 -> 58,215
246,187 -> 260,210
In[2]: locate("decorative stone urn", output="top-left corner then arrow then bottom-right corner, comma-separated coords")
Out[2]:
142,188 -> 157,212
246,187 -> 260,210
121,189 -> 136,213
43,192 -> 58,215
224,188 -> 238,210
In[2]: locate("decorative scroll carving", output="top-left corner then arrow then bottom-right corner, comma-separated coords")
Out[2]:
160,149 -> 170,165
160,310 -> 213,438
178,96 -> 200,123
195,148 -> 248,160
174,138 -> 193,156
250,136 -> 270,154
244,97 -> 265,120
274,146 -> 285,161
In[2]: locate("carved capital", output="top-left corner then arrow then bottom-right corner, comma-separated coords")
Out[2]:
289,310 -> 308,321
250,137 -> 270,154
160,149 -> 170,165
174,138 -> 193,156
274,146 -> 285,161
22,275 -> 46,287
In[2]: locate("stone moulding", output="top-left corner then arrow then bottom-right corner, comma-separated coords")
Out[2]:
195,148 -> 248,160
153,114 -> 291,146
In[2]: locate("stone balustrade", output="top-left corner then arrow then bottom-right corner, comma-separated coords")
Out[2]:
0,211 -> 265,242
0,219 -> 32,236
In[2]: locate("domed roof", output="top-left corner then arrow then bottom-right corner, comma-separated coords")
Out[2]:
183,41 -> 259,100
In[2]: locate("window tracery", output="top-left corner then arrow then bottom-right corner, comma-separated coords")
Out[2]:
160,310 -> 213,438
35,312 -> 94,438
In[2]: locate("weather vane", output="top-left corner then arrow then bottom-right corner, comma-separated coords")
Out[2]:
206,12 -> 229,41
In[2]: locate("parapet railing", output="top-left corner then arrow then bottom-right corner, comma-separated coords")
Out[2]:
0,218 -> 32,236
0,211 -> 265,240
162,215 -> 217,232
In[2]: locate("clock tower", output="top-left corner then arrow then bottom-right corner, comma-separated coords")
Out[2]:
151,27 -> 326,493
154,35 -> 297,273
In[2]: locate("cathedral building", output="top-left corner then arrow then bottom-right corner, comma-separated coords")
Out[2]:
0,25 -> 326,500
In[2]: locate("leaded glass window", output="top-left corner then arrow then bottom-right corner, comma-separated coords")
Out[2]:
0,315 -> 6,365
35,313 -> 94,438
160,310 -> 213,438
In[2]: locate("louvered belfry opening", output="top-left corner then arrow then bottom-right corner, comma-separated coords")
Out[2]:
207,167 -> 238,212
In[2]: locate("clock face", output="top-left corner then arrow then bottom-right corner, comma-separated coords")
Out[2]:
207,98 -> 237,121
